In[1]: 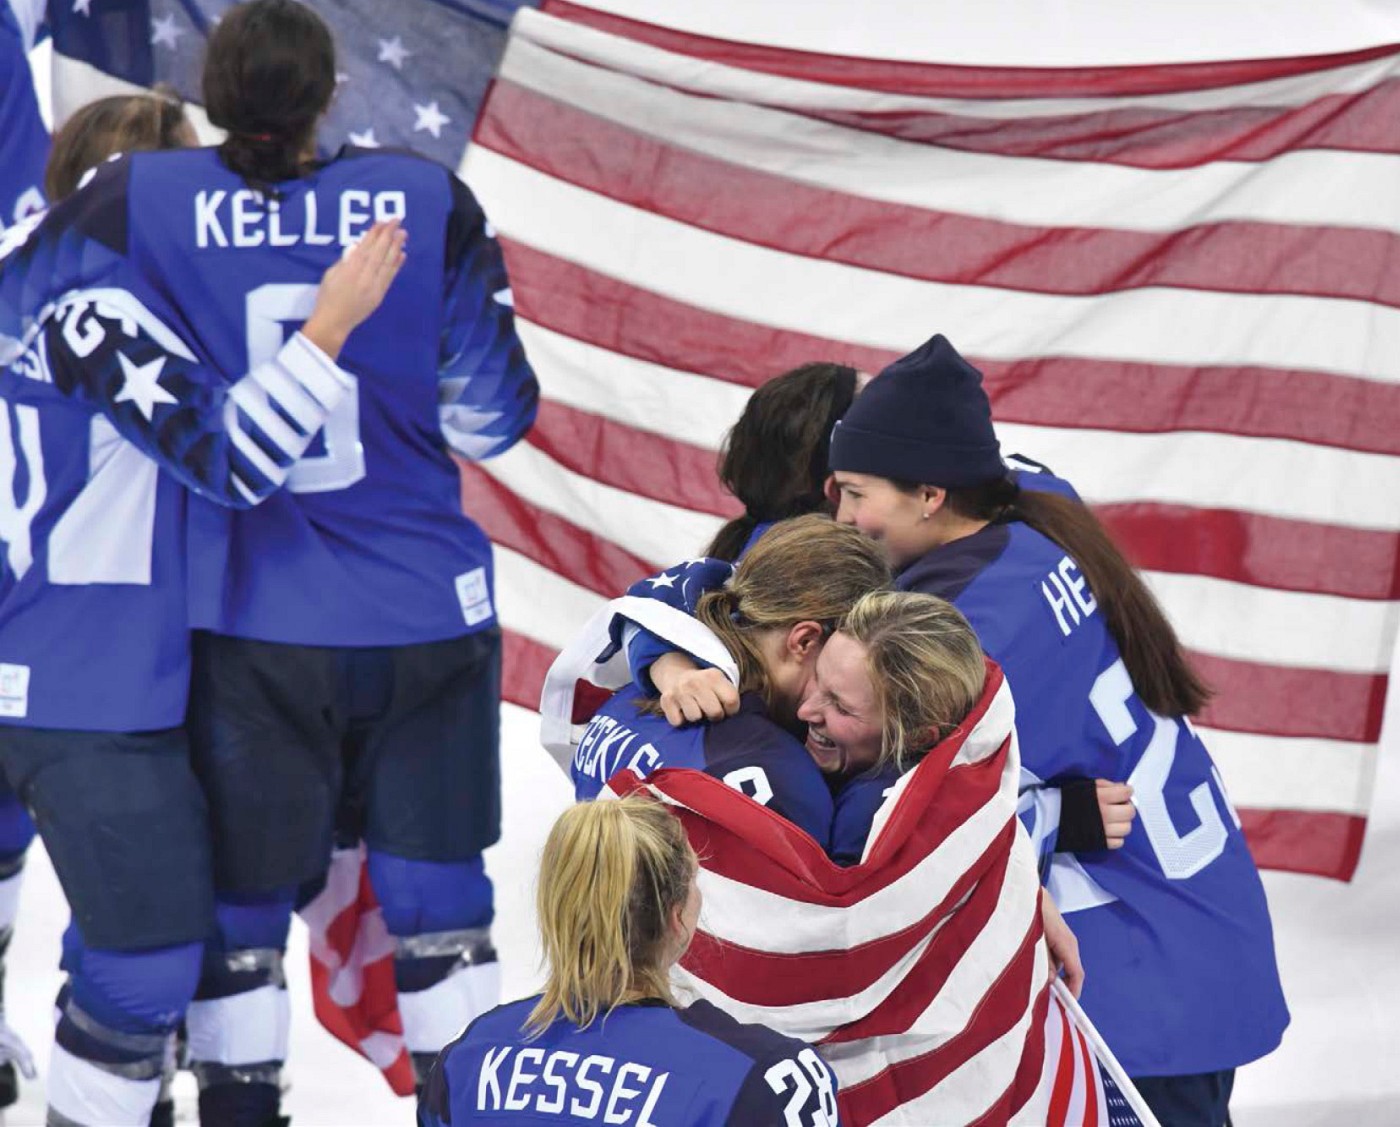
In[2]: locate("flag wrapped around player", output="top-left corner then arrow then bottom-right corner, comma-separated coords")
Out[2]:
603,662 -> 1051,1125
545,588 -> 1155,1125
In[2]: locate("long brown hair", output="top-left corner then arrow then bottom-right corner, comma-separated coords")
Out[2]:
945,476 -> 1211,716
202,0 -> 336,189
45,88 -> 192,201
526,797 -> 695,1036
706,363 -> 858,561
694,515 -> 891,709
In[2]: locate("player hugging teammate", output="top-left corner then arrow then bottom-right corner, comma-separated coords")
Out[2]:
0,2 -> 536,1124
1,2 -> 1288,1125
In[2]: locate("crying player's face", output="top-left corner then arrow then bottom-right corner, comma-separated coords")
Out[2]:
796,632 -> 883,778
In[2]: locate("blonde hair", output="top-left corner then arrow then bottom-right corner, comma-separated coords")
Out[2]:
839,591 -> 987,772
695,514 -> 891,708
526,797 -> 696,1036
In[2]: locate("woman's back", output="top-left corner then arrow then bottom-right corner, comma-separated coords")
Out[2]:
573,689 -> 835,850
421,995 -> 838,1127
66,143 -> 537,646
900,515 -> 1288,1074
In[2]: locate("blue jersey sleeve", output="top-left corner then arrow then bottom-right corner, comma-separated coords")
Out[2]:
0,3 -> 48,234
1017,768 -> 1061,878
1,160 -> 354,508
437,174 -> 538,461
619,558 -> 735,688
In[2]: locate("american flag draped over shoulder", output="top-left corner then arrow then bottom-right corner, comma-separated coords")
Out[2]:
544,588 -> 1154,1126
588,666 -> 1144,1123
461,4 -> 1400,883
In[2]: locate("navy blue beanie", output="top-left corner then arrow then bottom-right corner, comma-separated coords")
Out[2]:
828,334 -> 1003,487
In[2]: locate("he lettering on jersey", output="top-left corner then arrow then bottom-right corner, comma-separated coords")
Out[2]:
194,188 -> 407,249
477,1046 -> 668,1125
574,714 -> 661,786
1041,555 -> 1097,637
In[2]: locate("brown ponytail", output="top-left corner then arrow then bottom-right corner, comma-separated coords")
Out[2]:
45,87 -> 193,202
201,0 -> 336,190
705,363 -> 859,561
946,478 -> 1211,717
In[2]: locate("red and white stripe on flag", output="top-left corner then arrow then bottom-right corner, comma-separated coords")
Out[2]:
462,2 -> 1400,881
606,660 -> 1061,1125
299,846 -> 417,1097
1039,990 -> 1111,1127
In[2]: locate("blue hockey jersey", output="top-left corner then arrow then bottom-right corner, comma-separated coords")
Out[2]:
178,146 -> 536,645
611,481 -> 1287,1074
419,996 -> 840,1127
574,691 -> 834,850
0,171 -> 355,729
898,516 -> 1289,1076
6,143 -> 537,647
0,3 -> 47,238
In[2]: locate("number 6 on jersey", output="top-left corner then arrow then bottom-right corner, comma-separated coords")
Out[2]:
246,283 -> 364,494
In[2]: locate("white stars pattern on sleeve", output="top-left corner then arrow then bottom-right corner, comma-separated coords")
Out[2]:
114,353 -> 177,420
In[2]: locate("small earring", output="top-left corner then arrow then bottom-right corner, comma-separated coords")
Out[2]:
921,512 -> 930,521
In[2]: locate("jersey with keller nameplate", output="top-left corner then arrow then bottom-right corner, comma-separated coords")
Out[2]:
4,143 -> 537,648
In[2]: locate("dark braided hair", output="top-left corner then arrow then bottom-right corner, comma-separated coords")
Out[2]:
202,0 -> 336,190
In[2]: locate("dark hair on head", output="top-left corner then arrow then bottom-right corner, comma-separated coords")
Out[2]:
45,86 -> 192,201
705,362 -> 858,561
202,0 -> 335,188
936,475 -> 1211,718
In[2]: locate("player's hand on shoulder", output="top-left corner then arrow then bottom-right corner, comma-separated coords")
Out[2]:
652,653 -> 740,726
302,219 -> 408,357
1096,779 -> 1136,849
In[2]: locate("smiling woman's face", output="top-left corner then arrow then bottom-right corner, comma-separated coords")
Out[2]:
795,631 -> 883,777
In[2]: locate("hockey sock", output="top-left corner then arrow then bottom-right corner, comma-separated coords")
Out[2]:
186,895 -> 293,1127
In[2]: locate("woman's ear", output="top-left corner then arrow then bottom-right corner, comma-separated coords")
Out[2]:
920,485 -> 948,521
786,620 -> 826,660
667,900 -> 693,958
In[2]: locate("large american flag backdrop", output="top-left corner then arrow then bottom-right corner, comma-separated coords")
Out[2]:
463,5 -> 1400,882
42,1 -> 1400,882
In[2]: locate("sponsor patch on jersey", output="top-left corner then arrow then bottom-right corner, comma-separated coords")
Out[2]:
455,567 -> 493,627
0,663 -> 30,717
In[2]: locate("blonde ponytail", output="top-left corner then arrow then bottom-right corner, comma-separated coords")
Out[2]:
526,797 -> 695,1036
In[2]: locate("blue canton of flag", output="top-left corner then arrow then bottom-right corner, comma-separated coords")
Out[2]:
46,0 -> 538,172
